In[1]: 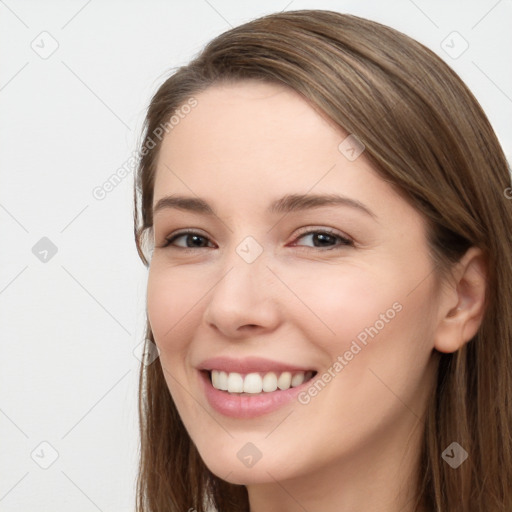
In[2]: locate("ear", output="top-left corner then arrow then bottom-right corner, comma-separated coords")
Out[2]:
433,246 -> 488,354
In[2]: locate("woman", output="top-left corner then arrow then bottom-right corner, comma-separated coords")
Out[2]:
133,9 -> 512,512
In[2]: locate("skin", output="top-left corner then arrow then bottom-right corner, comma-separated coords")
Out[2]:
146,80 -> 487,512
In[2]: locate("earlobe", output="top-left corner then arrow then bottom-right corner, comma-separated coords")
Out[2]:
433,247 -> 487,354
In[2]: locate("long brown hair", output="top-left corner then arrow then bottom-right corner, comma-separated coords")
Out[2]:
133,9 -> 512,511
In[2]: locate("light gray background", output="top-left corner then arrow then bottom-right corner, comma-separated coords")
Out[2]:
1,1 -> 511,510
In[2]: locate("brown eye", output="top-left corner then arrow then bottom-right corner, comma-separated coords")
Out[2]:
162,231 -> 214,249
292,229 -> 353,249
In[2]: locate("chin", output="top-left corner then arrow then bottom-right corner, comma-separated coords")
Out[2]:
208,465 -> 280,486
198,449 -> 294,485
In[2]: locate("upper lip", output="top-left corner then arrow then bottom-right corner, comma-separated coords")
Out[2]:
197,356 -> 316,374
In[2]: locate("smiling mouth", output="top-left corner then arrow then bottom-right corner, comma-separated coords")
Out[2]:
203,369 -> 317,395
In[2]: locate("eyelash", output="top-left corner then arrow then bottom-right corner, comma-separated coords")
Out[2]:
159,228 -> 354,252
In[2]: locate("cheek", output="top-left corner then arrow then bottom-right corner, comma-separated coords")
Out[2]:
146,266 -> 203,418
283,266 -> 436,463
146,264 -> 199,350
285,259 -> 435,379
282,262 -> 397,346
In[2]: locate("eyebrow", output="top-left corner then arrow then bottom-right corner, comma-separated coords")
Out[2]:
153,193 -> 377,220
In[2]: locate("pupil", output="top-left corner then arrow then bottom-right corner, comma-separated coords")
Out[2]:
189,235 -> 205,247
315,233 -> 333,246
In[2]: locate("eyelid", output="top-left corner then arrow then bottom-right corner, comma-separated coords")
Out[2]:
291,226 -> 353,246
161,229 -> 214,249
159,226 -> 354,250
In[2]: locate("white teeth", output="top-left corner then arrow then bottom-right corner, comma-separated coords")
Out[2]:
210,370 -> 314,394
218,371 -> 228,391
277,371 -> 292,390
211,370 -> 220,389
243,373 -> 262,394
291,372 -> 305,387
227,372 -> 244,393
262,372 -> 278,392
211,370 -> 229,391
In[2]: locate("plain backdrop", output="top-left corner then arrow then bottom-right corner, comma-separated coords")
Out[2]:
1,0 -> 511,510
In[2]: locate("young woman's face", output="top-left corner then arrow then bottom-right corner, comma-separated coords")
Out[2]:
147,81 -> 443,487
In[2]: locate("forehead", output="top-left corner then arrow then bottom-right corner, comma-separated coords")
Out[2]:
152,81 -> 420,230
161,80 -> 339,156
156,80 -> 353,187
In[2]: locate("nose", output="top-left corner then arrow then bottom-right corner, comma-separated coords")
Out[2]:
202,252 -> 281,338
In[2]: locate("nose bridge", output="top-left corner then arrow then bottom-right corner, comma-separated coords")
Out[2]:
218,234 -> 270,299
203,234 -> 280,333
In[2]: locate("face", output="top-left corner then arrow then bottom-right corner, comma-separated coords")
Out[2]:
146,80 -> 442,486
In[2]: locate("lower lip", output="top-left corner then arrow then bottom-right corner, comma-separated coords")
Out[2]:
199,370 -> 315,419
